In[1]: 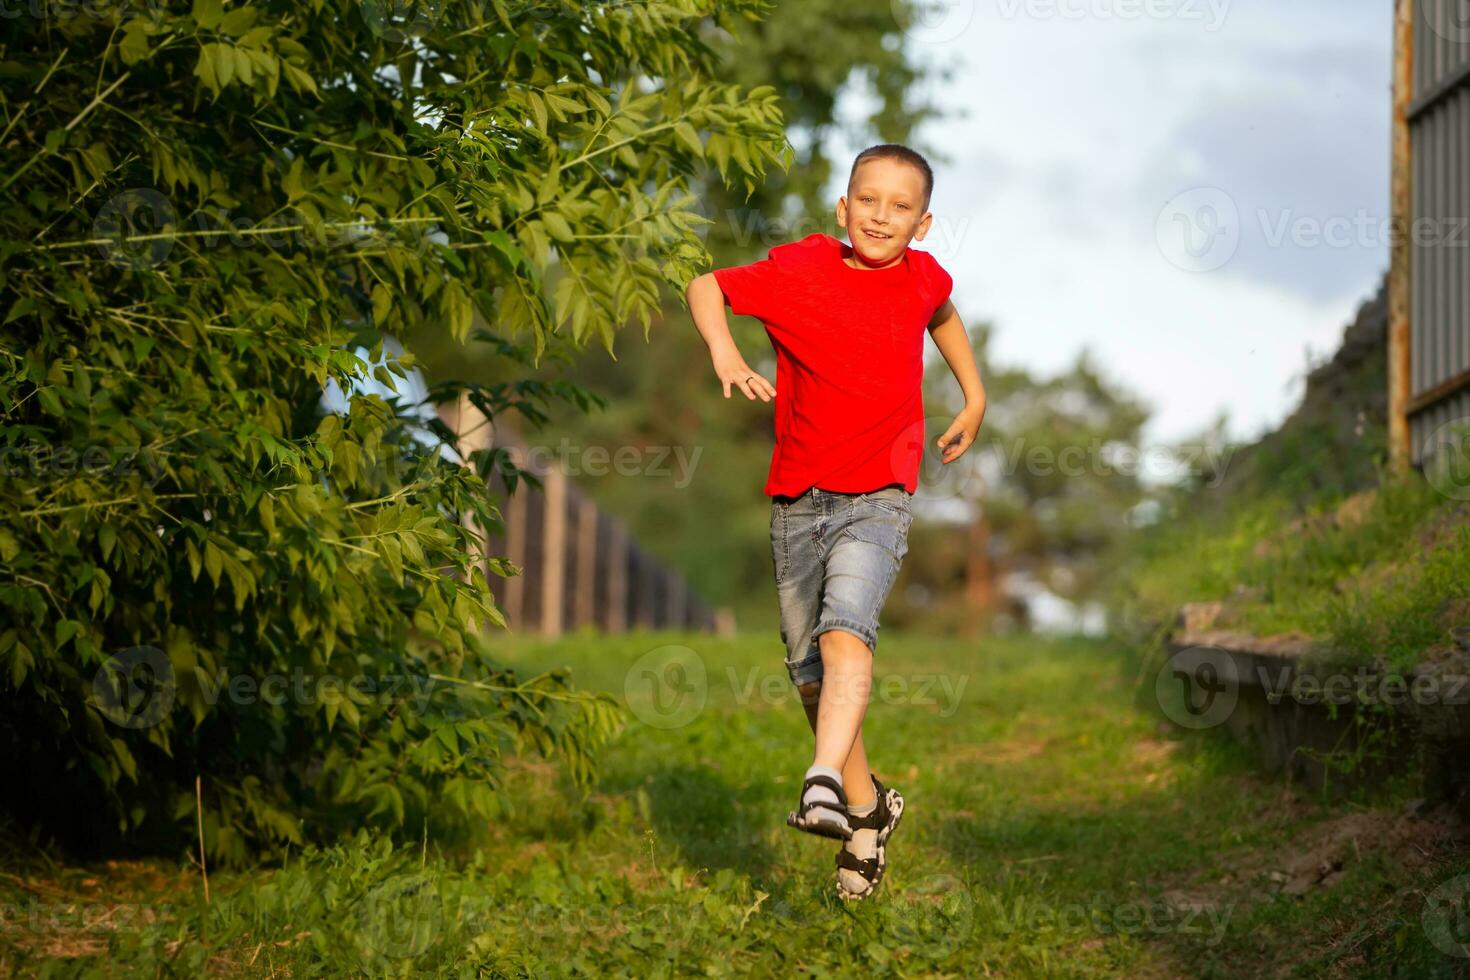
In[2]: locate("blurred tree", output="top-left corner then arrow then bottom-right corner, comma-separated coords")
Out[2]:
919,327 -> 1151,633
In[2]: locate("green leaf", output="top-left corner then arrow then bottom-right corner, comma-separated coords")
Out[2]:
193,44 -> 221,96
7,641 -> 33,689
203,540 -> 223,587
372,283 -> 392,325
192,0 -> 224,30
541,212 -> 574,243
526,91 -> 548,133
219,6 -> 258,35
118,25 -> 151,66
673,121 -> 704,158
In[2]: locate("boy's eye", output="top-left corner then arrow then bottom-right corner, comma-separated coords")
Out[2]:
897,203 -> 909,210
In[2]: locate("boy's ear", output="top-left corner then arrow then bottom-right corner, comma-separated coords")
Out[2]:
835,196 -> 848,225
913,210 -> 934,242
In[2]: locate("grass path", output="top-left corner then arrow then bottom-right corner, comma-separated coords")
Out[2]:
5,630 -> 1469,977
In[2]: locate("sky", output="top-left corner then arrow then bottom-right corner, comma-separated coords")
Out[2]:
829,0 -> 1394,449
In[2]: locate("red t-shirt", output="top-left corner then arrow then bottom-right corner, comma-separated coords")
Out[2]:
712,232 -> 953,498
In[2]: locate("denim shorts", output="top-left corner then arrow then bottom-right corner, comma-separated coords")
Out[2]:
769,484 -> 913,687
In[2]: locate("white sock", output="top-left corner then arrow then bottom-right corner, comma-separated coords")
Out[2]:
801,764 -> 847,826
839,799 -> 880,894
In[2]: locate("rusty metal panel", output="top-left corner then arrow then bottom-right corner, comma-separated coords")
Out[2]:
1413,388 -> 1470,463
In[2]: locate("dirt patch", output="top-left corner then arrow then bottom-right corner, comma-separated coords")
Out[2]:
1131,737 -> 1181,766
1156,805 -> 1465,915
0,859 -> 195,961
944,737 -> 1051,769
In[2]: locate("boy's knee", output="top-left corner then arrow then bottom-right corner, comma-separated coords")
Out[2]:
819,629 -> 873,665
796,680 -> 822,706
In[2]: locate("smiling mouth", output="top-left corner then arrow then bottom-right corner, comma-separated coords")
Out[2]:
862,228 -> 892,241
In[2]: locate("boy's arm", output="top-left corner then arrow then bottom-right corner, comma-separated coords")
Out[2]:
686,272 -> 777,402
927,299 -> 987,464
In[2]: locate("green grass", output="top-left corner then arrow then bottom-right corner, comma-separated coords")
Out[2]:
4,630 -> 1467,977
1122,472 -> 1470,669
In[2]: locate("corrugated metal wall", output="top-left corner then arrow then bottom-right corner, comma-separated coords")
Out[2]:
1409,0 -> 1470,463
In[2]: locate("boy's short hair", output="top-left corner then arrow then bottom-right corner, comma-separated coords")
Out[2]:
846,143 -> 934,211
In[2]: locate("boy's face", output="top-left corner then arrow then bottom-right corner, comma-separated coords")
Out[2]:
836,157 -> 933,265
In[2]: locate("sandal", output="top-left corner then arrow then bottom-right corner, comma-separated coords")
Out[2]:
786,771 -> 853,840
835,777 -> 905,901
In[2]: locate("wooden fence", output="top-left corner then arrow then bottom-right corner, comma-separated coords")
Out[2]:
439,396 -> 733,638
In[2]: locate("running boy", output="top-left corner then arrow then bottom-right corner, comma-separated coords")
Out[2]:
684,144 -> 986,899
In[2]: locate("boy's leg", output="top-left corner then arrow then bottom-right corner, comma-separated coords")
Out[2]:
797,678 -> 876,808
811,628 -> 876,800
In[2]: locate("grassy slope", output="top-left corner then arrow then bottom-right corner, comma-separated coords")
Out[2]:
4,630 -> 1468,977
1122,476 -> 1470,670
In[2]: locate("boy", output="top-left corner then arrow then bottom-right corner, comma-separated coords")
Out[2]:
685,144 -> 986,900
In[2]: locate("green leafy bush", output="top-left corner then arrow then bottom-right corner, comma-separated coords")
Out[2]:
0,0 -> 789,861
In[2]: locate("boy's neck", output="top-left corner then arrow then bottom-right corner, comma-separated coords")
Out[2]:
842,244 -> 905,271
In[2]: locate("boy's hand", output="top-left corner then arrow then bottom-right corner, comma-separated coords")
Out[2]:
936,405 -> 984,464
713,350 -> 776,402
